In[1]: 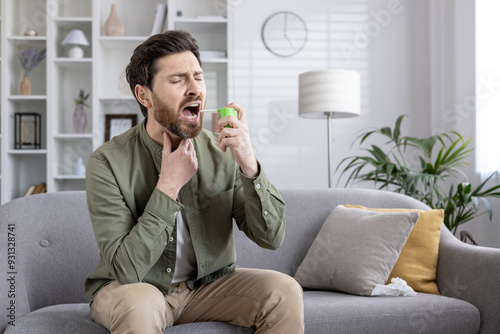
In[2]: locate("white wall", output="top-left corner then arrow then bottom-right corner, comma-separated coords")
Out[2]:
231,0 -> 500,247
231,0 -> 430,188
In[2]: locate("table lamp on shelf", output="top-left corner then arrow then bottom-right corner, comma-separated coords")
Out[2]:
61,29 -> 89,59
298,69 -> 361,188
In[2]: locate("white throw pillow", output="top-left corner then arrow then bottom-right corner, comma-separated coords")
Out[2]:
294,205 -> 419,296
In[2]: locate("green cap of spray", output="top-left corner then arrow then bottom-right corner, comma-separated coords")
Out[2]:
217,107 -> 237,128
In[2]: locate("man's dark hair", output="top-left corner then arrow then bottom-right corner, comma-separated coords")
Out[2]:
126,30 -> 202,117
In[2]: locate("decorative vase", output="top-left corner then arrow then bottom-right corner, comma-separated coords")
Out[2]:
103,4 -> 124,36
73,103 -> 87,134
20,75 -> 31,95
73,157 -> 86,176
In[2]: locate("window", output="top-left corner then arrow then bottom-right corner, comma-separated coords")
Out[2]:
476,0 -> 500,176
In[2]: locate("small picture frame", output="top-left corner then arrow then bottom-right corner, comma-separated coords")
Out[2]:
105,114 -> 137,141
14,112 -> 42,149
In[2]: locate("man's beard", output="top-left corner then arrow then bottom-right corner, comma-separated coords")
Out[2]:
151,91 -> 204,139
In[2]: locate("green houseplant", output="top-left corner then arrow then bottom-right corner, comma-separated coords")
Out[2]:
336,115 -> 500,243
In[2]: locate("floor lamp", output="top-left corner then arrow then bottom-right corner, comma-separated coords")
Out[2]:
298,69 -> 361,188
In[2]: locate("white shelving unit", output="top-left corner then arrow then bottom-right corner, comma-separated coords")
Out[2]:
0,3 -> 2,200
0,0 -> 232,204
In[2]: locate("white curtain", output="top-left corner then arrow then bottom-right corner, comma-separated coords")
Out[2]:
476,0 -> 500,178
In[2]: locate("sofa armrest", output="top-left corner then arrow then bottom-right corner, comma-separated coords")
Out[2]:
0,227 -> 32,333
436,226 -> 500,334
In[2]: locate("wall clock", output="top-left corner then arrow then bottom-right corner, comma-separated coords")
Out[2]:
261,11 -> 308,57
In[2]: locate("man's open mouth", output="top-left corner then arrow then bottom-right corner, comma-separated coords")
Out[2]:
182,102 -> 201,121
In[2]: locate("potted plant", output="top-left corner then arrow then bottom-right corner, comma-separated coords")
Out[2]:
73,89 -> 90,134
18,47 -> 46,95
336,115 -> 500,244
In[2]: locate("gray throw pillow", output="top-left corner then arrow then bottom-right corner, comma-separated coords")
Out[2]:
294,205 -> 419,296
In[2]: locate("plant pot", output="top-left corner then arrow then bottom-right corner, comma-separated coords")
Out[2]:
73,103 -> 87,133
20,75 -> 31,95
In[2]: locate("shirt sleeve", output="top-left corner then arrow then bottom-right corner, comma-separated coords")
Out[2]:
86,152 -> 182,284
232,162 -> 286,250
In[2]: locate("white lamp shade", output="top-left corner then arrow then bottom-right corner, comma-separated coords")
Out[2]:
61,29 -> 89,46
299,69 -> 360,119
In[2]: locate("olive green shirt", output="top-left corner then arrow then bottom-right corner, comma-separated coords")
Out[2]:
84,120 -> 285,302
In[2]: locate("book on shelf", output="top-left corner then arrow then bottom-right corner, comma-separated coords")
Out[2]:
33,182 -> 47,195
150,3 -> 167,35
24,182 -> 47,196
24,184 -> 36,196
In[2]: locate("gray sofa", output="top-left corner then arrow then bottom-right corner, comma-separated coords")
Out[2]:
1,188 -> 499,334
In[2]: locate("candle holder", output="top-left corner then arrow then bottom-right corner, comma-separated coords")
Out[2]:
14,112 -> 42,149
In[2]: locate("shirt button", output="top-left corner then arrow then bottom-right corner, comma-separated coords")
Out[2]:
169,237 -> 174,242
166,268 -> 172,273
256,184 -> 261,190
264,210 -> 268,215
164,242 -> 167,246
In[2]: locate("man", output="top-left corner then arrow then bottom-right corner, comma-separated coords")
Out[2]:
85,30 -> 304,333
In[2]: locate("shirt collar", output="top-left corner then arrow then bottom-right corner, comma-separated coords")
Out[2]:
138,118 -> 163,176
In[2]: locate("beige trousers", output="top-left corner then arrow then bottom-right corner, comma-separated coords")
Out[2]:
90,268 -> 304,334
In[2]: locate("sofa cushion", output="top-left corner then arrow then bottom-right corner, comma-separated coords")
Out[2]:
294,205 -> 419,296
3,304 -> 105,334
345,205 -> 443,295
303,291 -> 480,334
3,304 -> 253,334
234,188 -> 431,277
4,294 -> 479,334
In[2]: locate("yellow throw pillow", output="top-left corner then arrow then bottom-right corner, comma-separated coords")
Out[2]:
345,205 -> 443,295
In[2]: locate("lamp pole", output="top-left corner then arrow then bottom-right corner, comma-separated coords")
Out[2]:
326,112 -> 332,188
298,69 -> 361,189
